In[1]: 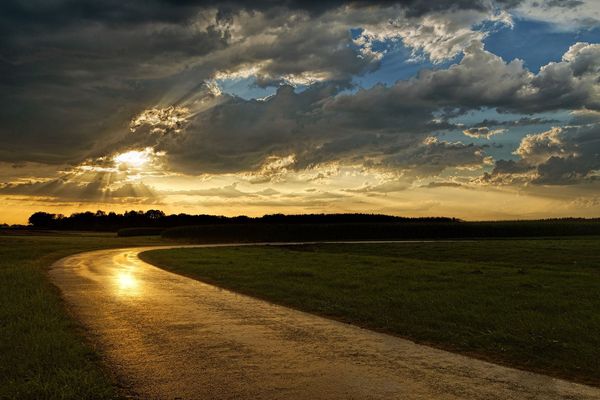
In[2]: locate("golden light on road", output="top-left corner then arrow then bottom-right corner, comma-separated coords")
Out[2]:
115,271 -> 140,297
117,272 -> 137,289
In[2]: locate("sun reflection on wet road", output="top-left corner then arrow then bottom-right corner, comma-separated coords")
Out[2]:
116,271 -> 138,292
48,246 -> 600,400
112,252 -> 142,297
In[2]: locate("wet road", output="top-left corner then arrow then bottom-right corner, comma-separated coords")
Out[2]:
50,245 -> 600,400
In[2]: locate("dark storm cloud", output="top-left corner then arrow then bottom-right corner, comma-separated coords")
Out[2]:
109,78 -> 482,177
0,177 -> 156,201
322,40 -> 600,115
0,1 -> 232,164
378,138 -> 488,176
0,0 -> 516,27
528,125 -> 600,185
469,117 -> 560,128
154,83 -> 387,174
491,159 -> 534,174
1,0 -> 597,187
106,41 -> 599,177
153,82 -> 489,176
462,127 -> 505,139
422,181 -> 464,188
536,0 -> 584,9
0,0 -> 398,164
486,123 -> 600,185
568,110 -> 600,125
128,82 -> 452,175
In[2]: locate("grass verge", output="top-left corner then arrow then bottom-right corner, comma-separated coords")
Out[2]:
140,238 -> 600,387
0,233 -> 164,400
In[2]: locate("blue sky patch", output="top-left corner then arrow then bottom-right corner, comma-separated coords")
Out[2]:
485,19 -> 600,72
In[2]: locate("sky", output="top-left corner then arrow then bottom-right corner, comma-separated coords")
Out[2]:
1,0 -> 599,223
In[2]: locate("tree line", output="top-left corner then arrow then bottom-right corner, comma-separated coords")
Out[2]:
26,210 -> 458,231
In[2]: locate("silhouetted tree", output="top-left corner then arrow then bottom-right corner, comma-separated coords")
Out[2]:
145,209 -> 165,220
28,212 -> 56,228
23,210 -> 600,237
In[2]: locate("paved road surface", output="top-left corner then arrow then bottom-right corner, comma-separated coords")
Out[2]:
49,245 -> 600,400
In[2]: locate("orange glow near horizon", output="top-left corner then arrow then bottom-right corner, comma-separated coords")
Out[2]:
2,177 -> 599,225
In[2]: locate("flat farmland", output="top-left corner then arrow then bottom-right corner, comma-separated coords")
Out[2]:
141,238 -> 600,386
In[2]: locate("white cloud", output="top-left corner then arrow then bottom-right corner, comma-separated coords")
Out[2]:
355,8 -> 513,64
514,127 -> 570,163
463,127 -> 506,138
514,0 -> 600,30
490,122 -> 600,185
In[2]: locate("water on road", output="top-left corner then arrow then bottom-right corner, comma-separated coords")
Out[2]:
49,246 -> 600,400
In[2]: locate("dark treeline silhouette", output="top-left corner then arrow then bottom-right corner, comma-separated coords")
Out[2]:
164,219 -> 600,242
20,210 -> 600,240
26,210 -> 456,232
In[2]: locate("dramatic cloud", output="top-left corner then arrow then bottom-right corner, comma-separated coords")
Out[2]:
353,7 -> 512,64
65,41 -> 599,180
1,0 -> 599,221
378,137 -> 490,176
515,127 -> 569,163
514,0 -> 600,29
463,127 -> 506,138
0,178 -> 157,202
486,123 -> 600,185
468,117 -> 561,128
0,0 -> 520,166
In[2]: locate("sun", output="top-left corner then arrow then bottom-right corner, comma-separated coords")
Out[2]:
113,149 -> 151,168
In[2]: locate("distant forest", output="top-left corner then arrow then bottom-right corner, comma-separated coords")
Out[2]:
9,210 -> 600,240
24,210 -> 457,231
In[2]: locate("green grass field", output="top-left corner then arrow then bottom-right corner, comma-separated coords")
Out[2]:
0,234 -> 164,400
140,238 -> 600,386
2,233 -> 598,398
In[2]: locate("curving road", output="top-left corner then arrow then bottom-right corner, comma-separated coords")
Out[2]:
49,245 -> 600,400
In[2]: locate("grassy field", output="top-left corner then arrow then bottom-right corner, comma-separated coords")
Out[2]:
140,238 -> 600,386
0,233 -> 164,400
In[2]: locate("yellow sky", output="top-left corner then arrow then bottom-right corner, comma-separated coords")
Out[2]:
1,145 -> 599,225
2,181 -> 598,225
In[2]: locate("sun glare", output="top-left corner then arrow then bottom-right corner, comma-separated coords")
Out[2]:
113,149 -> 151,168
114,271 -> 141,297
117,272 -> 138,290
